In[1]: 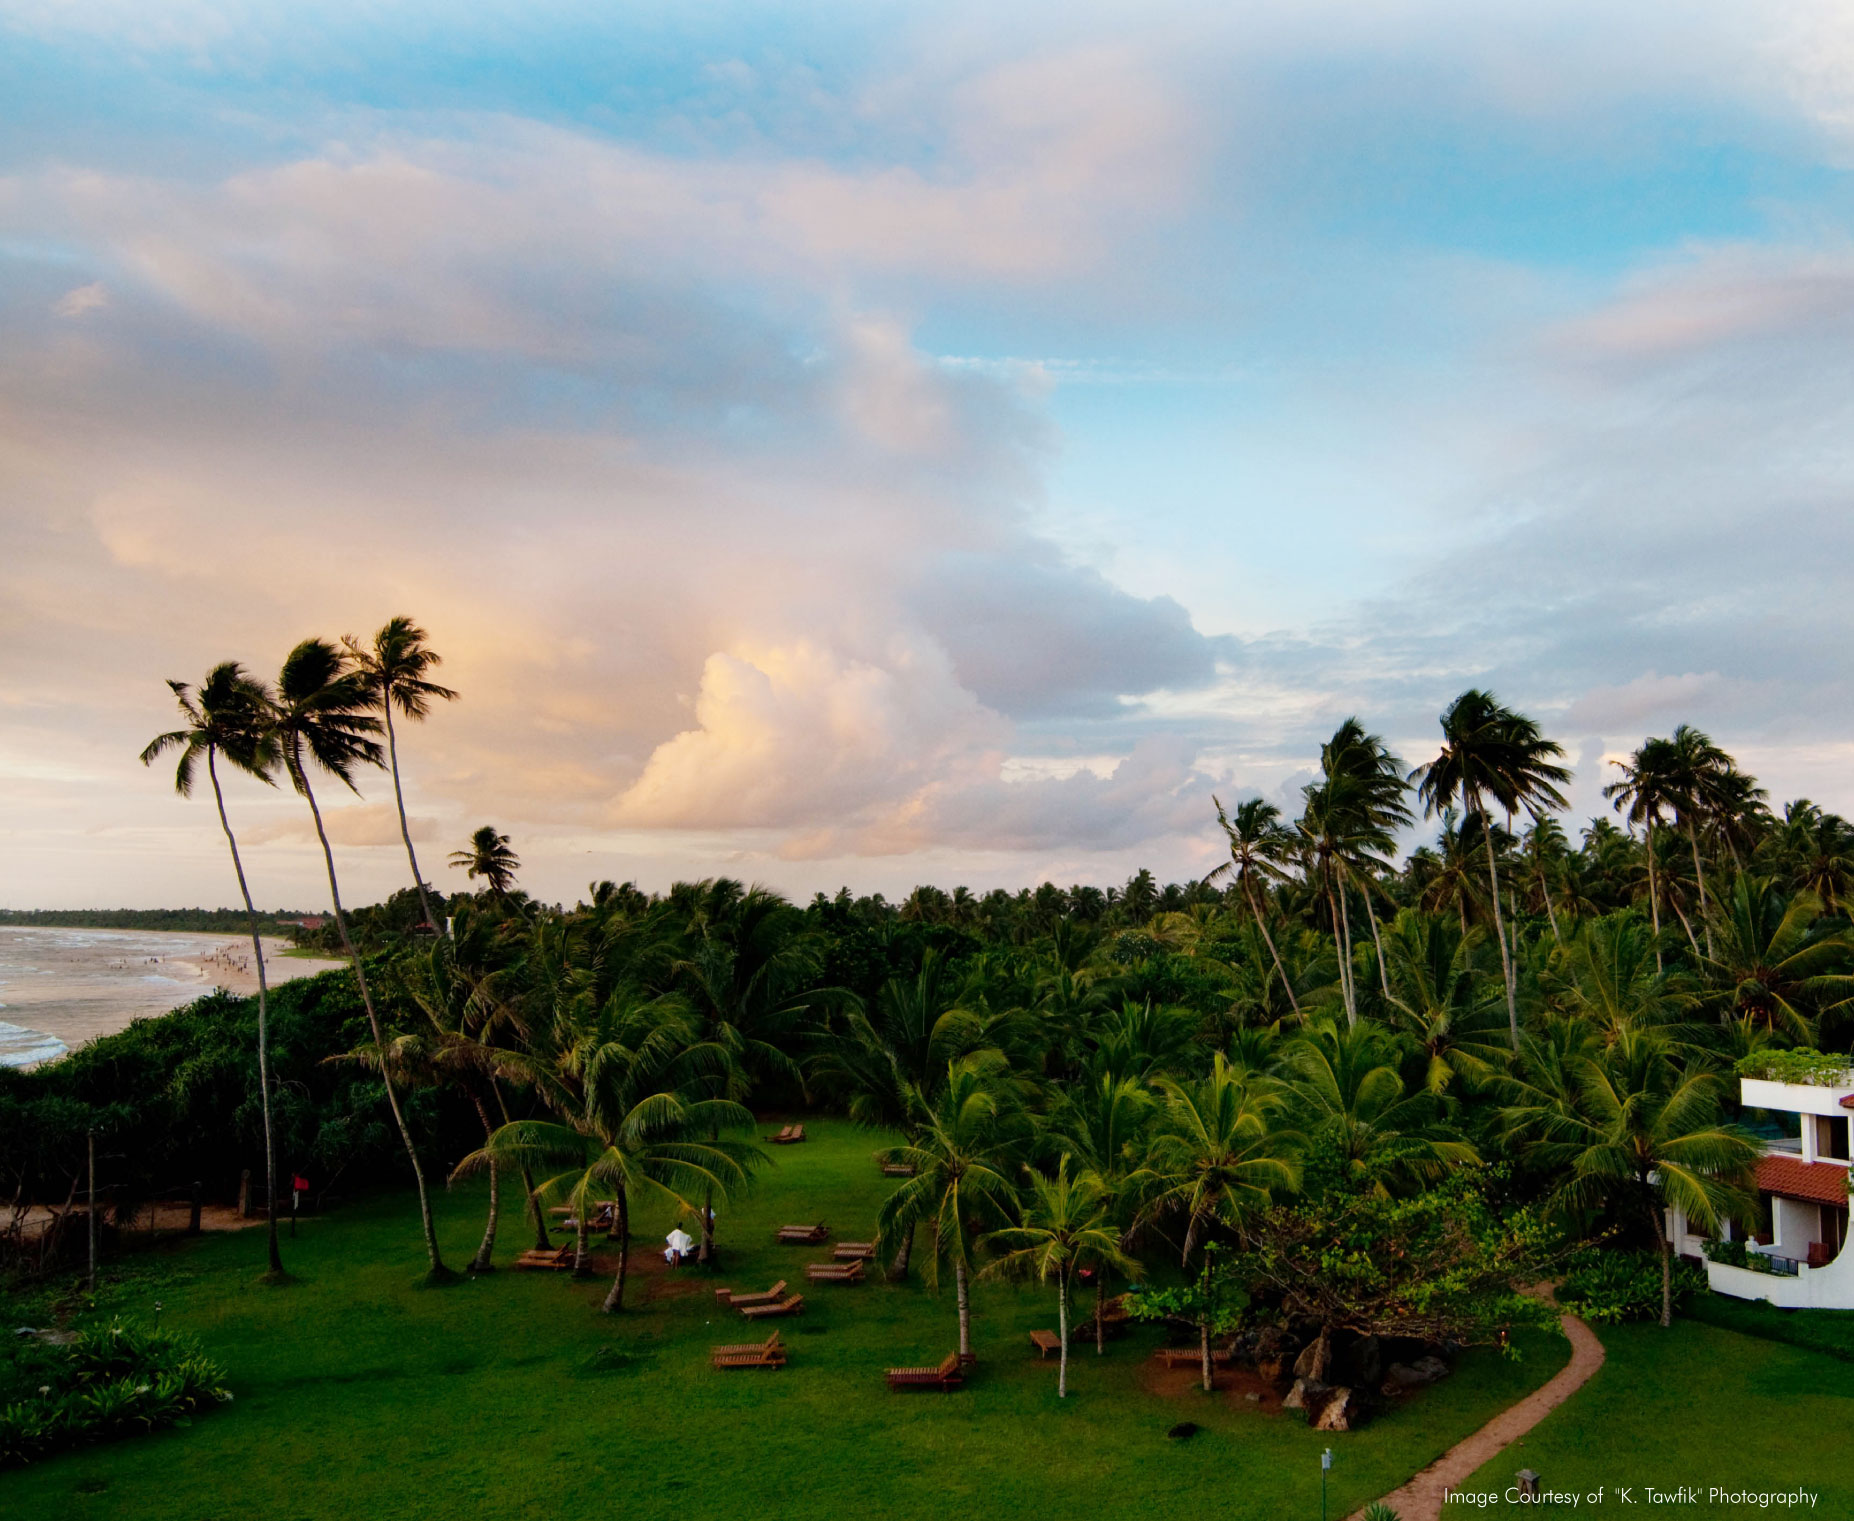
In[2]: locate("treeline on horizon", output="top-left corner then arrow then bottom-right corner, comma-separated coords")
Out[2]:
14,617 -> 1854,1360
0,908 -> 319,937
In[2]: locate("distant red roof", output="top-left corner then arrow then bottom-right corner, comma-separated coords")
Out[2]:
1756,1155 -> 1850,1207
1839,1094 -> 1854,1110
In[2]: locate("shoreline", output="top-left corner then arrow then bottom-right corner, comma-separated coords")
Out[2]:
0,927 -> 348,1069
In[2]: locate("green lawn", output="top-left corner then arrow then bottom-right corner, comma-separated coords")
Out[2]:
5,1120 -> 1565,1521
1460,1317 -> 1854,1517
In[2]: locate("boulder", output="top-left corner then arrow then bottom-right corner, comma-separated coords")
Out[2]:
1412,1354 -> 1451,1382
1293,1329 -> 1333,1384
1282,1376 -> 1328,1412
1313,1387 -> 1361,1431
1380,1355 -> 1452,1396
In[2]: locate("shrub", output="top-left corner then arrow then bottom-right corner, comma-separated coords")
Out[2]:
0,1320 -> 230,1469
1557,1249 -> 1706,1323
1736,1050 -> 1854,1087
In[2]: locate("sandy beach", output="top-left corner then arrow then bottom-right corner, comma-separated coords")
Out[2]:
0,926 -> 346,1068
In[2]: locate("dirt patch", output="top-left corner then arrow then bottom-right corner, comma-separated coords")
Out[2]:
568,1248 -> 709,1302
1138,1356 -> 1286,1412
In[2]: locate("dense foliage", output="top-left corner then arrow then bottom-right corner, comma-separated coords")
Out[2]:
0,1320 -> 231,1468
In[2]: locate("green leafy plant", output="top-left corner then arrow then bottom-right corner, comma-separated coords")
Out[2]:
1558,1249 -> 1707,1323
1735,1049 -> 1854,1087
0,1321 -> 230,1469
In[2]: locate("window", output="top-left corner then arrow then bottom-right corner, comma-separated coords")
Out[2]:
1816,1115 -> 1851,1162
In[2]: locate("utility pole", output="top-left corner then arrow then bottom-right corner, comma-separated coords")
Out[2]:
86,1127 -> 98,1294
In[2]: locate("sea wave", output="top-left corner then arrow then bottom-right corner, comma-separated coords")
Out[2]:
0,1020 -> 69,1069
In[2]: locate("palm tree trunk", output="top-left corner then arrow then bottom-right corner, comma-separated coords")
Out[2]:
573,1211 -> 591,1278
383,703 -> 442,936
1480,798 -> 1520,1049
468,1093 -> 498,1272
1540,860 -> 1561,945
1335,879 -> 1359,1025
207,750 -> 284,1279
888,1222 -> 915,1282
1648,1196 -> 1673,1328
1671,896 -> 1703,963
604,1191 -> 632,1313
1362,884 -> 1390,1001
1646,820 -> 1664,975
955,1257 -> 972,1360
1244,880 -> 1299,1014
1199,1315 -> 1213,1393
1095,1275 -> 1107,1356
1688,819 -> 1715,960
699,1184 -> 715,1265
295,760 -> 451,1281
1057,1275 -> 1070,1398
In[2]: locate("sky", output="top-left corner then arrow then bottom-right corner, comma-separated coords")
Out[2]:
6,0 -> 1854,910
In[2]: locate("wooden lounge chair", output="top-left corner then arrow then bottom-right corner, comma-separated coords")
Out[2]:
790,1123 -> 806,1143
776,1223 -> 830,1243
513,1246 -> 574,1271
806,1260 -> 865,1283
833,1242 -> 876,1261
1153,1347 -> 1233,1368
881,1162 -> 916,1177
887,1352 -> 964,1391
739,1294 -> 806,1320
1029,1330 -> 1062,1359
711,1332 -> 786,1370
713,1279 -> 787,1308
765,1124 -> 797,1143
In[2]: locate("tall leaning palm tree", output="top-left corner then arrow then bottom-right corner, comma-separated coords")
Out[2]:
1413,691 -> 1570,1048
272,637 -> 452,1282
140,664 -> 288,1278
344,618 -> 458,935
1604,738 -> 1679,974
980,1157 -> 1138,1398
1206,796 -> 1301,1014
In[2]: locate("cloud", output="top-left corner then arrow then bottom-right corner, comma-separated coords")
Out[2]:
246,803 -> 439,849
1564,672 -> 1732,733
53,282 -> 108,317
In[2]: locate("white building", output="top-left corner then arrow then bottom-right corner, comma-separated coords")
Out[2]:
1685,1072 -> 1854,1308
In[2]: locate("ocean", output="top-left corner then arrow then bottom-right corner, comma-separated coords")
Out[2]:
0,926 -> 342,1068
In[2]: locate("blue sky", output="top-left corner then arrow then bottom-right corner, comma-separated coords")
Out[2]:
6,1 -> 1854,907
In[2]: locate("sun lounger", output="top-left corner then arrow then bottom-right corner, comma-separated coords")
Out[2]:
833,1242 -> 876,1261
1153,1347 -> 1233,1368
766,1124 -> 797,1143
711,1332 -> 786,1370
513,1246 -> 574,1271
881,1162 -> 916,1176
739,1294 -> 805,1320
713,1279 -> 787,1307
776,1223 -> 830,1243
805,1260 -> 865,1283
886,1352 -> 964,1391
1029,1330 -> 1062,1359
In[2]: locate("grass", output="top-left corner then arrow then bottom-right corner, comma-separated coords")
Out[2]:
3,1120 -> 1565,1521
1460,1314 -> 1854,1516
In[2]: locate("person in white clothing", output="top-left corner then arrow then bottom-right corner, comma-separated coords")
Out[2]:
664,1227 -> 695,1265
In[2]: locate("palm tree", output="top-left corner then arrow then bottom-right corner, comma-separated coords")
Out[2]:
875,1060 -> 1027,1361
1413,691 -> 1570,1048
450,825 -> 520,898
1524,815 -> 1569,943
1134,1054 -> 1300,1388
980,1157 -> 1138,1397
140,663 -> 288,1278
1049,1070 -> 1156,1351
1502,1027 -> 1757,1325
1206,796 -> 1301,1014
1663,725 -> 1734,958
272,637 -> 452,1282
344,618 -> 458,936
1604,739 -> 1679,973
1701,878 -> 1854,1043
1379,910 -> 1510,1096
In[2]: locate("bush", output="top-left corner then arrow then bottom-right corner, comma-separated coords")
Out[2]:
1736,1049 -> 1854,1087
0,1320 -> 230,1469
1557,1249 -> 1706,1324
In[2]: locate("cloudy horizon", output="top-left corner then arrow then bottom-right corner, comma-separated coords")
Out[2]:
5,1 -> 1854,910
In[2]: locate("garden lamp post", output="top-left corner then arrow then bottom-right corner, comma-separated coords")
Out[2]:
1321,1447 -> 1333,1521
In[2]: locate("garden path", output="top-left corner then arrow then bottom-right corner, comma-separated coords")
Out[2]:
1350,1310 -> 1605,1521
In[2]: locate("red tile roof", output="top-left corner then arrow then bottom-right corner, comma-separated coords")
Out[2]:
1756,1155 -> 1850,1207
